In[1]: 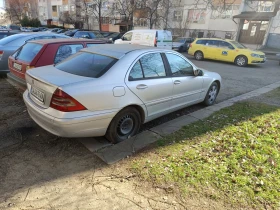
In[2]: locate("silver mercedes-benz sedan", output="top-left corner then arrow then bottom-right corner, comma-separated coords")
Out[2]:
23,44 -> 221,143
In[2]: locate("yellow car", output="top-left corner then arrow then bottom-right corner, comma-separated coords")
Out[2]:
188,38 -> 266,67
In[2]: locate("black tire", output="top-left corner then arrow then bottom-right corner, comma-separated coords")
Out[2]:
203,82 -> 219,106
194,51 -> 204,61
105,107 -> 141,144
235,55 -> 248,67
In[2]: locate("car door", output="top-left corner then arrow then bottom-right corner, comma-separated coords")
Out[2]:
215,41 -> 236,62
120,32 -> 133,44
125,53 -> 173,118
164,53 -> 204,109
204,40 -> 219,60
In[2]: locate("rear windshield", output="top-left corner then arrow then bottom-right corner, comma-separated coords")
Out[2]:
0,34 -> 24,45
15,43 -> 43,62
55,52 -> 117,78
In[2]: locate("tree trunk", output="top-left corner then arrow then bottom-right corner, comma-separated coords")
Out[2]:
99,3 -> 102,31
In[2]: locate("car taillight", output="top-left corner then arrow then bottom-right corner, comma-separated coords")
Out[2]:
26,65 -> 34,70
0,51 -> 4,60
50,89 -> 87,112
189,43 -> 192,48
154,38 -> 157,47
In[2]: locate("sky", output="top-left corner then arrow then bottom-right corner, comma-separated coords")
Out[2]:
0,0 -> 3,8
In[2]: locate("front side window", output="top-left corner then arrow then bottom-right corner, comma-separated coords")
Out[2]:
54,44 -> 83,64
14,43 -> 43,62
55,52 -> 117,78
140,53 -> 166,78
122,32 -> 132,41
166,53 -> 193,76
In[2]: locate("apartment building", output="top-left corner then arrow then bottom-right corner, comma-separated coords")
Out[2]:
233,0 -> 280,48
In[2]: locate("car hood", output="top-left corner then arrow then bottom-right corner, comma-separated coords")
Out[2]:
239,48 -> 265,55
26,65 -> 93,87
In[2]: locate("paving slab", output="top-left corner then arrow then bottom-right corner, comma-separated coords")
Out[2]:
188,108 -> 214,120
79,137 -> 112,152
93,130 -> 161,164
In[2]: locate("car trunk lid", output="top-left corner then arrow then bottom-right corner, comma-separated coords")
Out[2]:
26,65 -> 92,108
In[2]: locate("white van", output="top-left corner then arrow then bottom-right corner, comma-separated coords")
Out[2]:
114,29 -> 172,49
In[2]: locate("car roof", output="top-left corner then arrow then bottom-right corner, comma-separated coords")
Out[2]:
196,38 -> 233,41
81,44 -> 165,59
28,38 -> 106,44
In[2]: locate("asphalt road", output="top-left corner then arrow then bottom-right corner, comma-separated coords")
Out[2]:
182,53 -> 280,103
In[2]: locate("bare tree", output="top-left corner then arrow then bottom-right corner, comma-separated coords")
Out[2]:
59,11 -> 79,28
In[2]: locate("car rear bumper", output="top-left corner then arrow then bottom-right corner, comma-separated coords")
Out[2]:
23,90 -> 116,138
7,72 -> 26,90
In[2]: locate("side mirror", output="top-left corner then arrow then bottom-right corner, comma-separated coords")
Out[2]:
194,68 -> 202,76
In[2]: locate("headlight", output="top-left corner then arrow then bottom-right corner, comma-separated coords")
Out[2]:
251,53 -> 260,58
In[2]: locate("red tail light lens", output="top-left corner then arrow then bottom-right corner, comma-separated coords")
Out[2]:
50,89 -> 87,112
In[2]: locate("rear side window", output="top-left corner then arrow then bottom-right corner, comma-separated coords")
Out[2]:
129,61 -> 143,80
55,52 -> 117,78
196,40 -> 207,45
54,44 -> 83,64
14,43 -> 43,62
140,53 -> 166,78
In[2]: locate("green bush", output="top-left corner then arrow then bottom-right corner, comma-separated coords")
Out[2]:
20,16 -> 41,27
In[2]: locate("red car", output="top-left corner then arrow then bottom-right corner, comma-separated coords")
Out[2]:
7,38 -> 106,88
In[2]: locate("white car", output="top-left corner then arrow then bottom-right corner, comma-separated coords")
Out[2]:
23,44 -> 221,143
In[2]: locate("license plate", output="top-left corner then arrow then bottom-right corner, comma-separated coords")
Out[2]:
31,87 -> 45,102
13,62 -> 22,71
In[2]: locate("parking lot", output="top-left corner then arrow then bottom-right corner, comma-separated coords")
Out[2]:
0,57 -> 279,209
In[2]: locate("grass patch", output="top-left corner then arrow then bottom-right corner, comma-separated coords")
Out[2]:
131,102 -> 280,208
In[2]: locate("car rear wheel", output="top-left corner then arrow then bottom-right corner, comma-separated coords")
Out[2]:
235,55 -> 248,67
105,107 -> 141,144
194,51 -> 204,61
203,82 -> 218,106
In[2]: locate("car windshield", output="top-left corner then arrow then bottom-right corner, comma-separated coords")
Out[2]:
230,41 -> 247,49
14,43 -> 43,62
55,52 -> 117,78
93,32 -> 104,38
107,33 -> 120,38
173,38 -> 186,43
0,34 -> 24,45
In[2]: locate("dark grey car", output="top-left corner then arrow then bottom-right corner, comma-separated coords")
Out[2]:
172,37 -> 194,52
0,33 -> 69,73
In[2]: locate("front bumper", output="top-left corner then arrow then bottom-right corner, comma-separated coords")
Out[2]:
249,57 -> 266,64
23,90 -> 116,138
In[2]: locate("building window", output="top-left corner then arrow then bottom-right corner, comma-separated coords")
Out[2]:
101,17 -> 110,24
63,5 -> 68,11
87,3 -> 96,9
188,9 -> 206,24
70,5 -> 75,12
211,5 -> 239,19
52,6 -> 57,12
257,2 -> 275,12
135,18 -> 147,27
173,11 -> 183,21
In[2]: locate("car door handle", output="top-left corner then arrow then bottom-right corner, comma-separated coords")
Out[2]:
136,84 -> 148,89
174,80 -> 181,85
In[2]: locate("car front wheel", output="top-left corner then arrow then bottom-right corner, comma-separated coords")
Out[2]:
105,107 -> 141,144
235,55 -> 248,67
203,82 -> 219,106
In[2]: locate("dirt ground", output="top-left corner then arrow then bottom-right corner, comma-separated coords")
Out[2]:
0,77 -> 245,210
